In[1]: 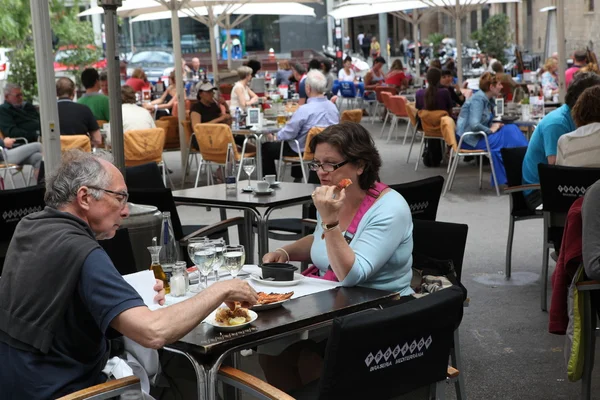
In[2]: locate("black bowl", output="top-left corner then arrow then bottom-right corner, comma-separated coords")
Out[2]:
261,263 -> 297,281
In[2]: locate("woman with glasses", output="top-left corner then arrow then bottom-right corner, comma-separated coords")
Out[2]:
456,72 -> 528,186
260,122 -> 414,392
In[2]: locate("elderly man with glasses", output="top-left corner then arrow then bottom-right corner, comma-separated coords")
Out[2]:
261,69 -> 339,182
0,83 -> 41,142
0,150 -> 258,399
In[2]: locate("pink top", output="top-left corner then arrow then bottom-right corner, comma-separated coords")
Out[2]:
565,66 -> 581,88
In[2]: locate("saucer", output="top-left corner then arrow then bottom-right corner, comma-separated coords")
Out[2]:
267,181 -> 281,187
241,187 -> 254,193
253,188 -> 274,195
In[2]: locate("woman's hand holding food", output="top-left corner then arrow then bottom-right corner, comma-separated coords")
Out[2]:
312,184 -> 346,225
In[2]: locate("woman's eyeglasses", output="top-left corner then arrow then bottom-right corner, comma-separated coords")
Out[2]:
308,160 -> 350,172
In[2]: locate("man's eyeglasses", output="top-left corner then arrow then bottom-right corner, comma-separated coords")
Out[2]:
87,186 -> 129,205
308,159 -> 350,172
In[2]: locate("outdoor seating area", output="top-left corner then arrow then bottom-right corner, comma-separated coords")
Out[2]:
3,0 -> 600,399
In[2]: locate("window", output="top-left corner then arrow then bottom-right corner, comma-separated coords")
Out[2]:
589,0 -> 595,12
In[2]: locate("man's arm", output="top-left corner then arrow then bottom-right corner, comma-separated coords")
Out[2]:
111,279 -> 257,349
543,122 -> 569,165
276,110 -> 305,142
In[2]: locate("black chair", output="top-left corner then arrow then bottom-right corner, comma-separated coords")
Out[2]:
127,188 -> 247,265
99,228 -> 138,275
218,285 -> 465,400
412,219 -> 468,400
501,147 -> 543,279
390,175 -> 445,221
0,185 -> 46,275
125,162 -> 166,189
538,164 -> 600,311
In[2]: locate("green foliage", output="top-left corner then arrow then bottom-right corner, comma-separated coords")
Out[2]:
471,14 -> 512,64
3,0 -> 99,98
427,33 -> 446,56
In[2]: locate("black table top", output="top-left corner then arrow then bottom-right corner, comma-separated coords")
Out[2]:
168,286 -> 399,357
173,182 -> 319,208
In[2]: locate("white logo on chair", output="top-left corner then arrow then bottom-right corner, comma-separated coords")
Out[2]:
2,206 -> 43,223
557,185 -> 587,197
365,336 -> 433,372
409,201 -> 429,213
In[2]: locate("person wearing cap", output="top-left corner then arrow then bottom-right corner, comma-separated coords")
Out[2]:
121,85 -> 156,132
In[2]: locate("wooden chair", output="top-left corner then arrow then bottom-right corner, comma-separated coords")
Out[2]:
415,109 -> 449,172
56,376 -> 141,400
383,95 -> 410,143
157,115 -> 180,150
440,116 -> 500,196
405,102 -> 422,162
193,123 -> 256,187
124,127 -> 172,187
278,126 -> 324,183
340,109 -> 363,123
60,135 -> 92,153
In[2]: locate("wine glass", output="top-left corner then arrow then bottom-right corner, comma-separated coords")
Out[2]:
242,158 -> 255,190
193,242 -> 216,290
187,237 -> 207,292
207,238 -> 226,281
223,245 -> 246,279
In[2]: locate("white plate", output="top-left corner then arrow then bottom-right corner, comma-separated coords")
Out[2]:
204,308 -> 258,332
253,188 -> 274,195
251,298 -> 291,311
269,181 -> 281,187
249,273 -> 304,286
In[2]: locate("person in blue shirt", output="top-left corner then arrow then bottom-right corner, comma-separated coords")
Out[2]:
456,72 -> 529,186
260,122 -> 413,391
522,72 -> 600,209
261,69 -> 340,182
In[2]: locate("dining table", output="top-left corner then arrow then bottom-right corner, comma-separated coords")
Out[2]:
173,182 -> 318,263
162,269 -> 400,400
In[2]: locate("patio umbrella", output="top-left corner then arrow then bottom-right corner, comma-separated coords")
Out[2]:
330,0 -> 520,84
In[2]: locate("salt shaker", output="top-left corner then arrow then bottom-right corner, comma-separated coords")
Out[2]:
170,263 -> 186,297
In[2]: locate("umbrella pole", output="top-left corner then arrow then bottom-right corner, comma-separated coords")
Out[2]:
556,0 -> 566,102
455,0 -> 463,86
129,18 -> 135,54
208,7 -> 220,86
31,0 -> 61,176
170,6 -> 188,172
412,10 -> 420,78
226,14 -> 232,71
102,1 -> 125,172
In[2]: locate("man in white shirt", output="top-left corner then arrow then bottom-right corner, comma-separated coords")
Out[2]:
121,85 -> 156,132
556,85 -> 600,167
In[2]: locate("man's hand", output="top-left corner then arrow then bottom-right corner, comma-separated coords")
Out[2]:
154,279 -> 166,306
216,279 -> 258,310
2,137 -> 15,149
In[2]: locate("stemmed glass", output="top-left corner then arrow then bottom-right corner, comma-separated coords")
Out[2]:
187,237 -> 207,292
193,242 -> 216,290
223,245 -> 246,279
207,238 -> 226,281
242,158 -> 255,190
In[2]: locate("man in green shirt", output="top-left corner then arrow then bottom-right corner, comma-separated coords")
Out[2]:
77,68 -> 110,122
0,83 -> 40,142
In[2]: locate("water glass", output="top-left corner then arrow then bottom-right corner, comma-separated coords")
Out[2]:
193,242 -> 216,290
207,238 -> 226,281
187,237 -> 208,292
223,245 -> 246,279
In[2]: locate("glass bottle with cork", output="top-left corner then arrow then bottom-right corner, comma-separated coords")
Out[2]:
148,237 -> 170,294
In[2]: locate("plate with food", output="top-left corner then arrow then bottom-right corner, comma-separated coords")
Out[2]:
251,291 -> 294,311
205,306 -> 258,331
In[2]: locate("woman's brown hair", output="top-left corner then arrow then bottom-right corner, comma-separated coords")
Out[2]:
572,85 -> 600,127
121,85 -> 137,104
309,122 -> 382,191
479,72 -> 498,92
278,60 -> 291,70
425,67 -> 442,111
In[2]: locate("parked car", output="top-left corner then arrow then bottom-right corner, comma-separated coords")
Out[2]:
126,50 -> 175,84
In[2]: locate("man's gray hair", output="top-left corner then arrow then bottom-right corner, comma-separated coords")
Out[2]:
3,82 -> 20,97
305,70 -> 327,94
44,150 -> 115,209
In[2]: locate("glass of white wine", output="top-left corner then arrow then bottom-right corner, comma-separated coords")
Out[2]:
242,158 -> 255,191
223,244 -> 246,279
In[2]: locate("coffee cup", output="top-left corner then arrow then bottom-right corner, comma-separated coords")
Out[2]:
256,181 -> 270,191
264,175 -> 276,185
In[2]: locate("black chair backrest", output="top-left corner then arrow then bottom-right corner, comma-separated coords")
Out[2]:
538,164 -> 600,248
317,286 -> 465,400
99,228 -> 138,275
412,219 -> 468,282
390,176 -> 445,221
128,188 -> 184,240
501,147 -> 530,215
125,163 -> 166,189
